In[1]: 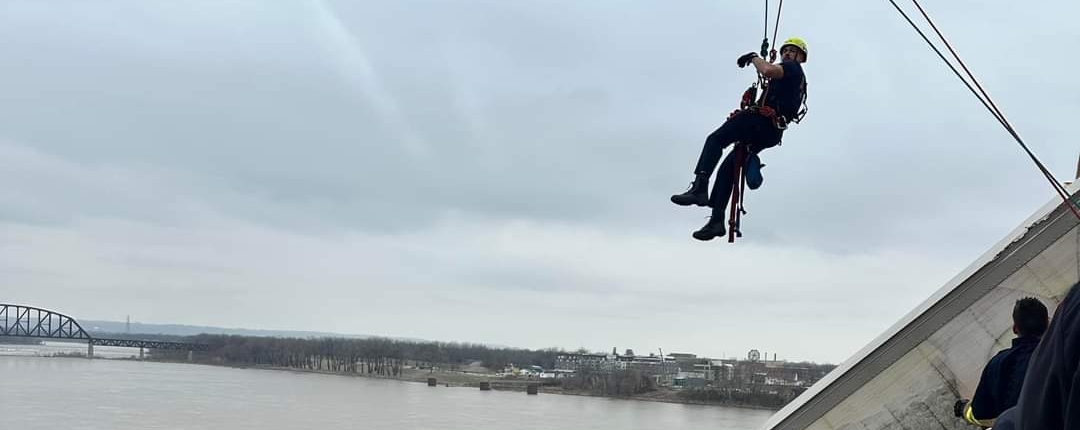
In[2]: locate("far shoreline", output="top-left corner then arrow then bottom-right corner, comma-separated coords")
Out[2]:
0,345 -> 787,412
139,356 -> 786,411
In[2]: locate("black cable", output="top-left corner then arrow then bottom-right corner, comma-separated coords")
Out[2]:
885,0 -> 1080,217
908,0 -> 1074,201
764,0 -> 769,40
773,0 -> 783,49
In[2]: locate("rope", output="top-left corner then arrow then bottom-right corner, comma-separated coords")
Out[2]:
772,0 -> 783,57
761,0 -> 770,58
884,0 -> 1080,220
758,0 -> 786,102
728,144 -> 747,243
762,0 -> 783,60
907,0 -> 1074,204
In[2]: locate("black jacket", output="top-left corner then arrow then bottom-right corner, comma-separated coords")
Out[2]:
967,334 -> 1041,422
997,283 -> 1080,429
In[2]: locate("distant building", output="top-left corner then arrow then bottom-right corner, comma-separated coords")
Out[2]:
555,349 -> 832,388
555,351 -> 678,377
555,353 -> 621,372
713,362 -> 735,381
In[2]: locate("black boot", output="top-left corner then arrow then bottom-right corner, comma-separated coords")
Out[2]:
692,214 -> 727,241
671,173 -> 710,207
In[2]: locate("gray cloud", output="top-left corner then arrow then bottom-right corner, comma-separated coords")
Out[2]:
2,0 -> 1078,363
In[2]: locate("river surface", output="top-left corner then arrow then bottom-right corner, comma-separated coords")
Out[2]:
2,343 -> 774,430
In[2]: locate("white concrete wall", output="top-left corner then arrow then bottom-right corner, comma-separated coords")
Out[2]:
761,193 -> 1080,430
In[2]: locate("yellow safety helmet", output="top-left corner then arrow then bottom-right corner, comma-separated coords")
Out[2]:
780,37 -> 808,62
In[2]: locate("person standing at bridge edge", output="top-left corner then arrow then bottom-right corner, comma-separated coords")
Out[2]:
953,296 -> 1048,428
990,282 -> 1080,429
670,37 -> 808,241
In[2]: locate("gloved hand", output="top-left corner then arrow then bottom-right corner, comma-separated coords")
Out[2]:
953,399 -> 969,417
737,52 -> 759,68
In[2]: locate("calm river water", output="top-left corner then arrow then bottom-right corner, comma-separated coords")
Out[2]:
1,343 -> 773,430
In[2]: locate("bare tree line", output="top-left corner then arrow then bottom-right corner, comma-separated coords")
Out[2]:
561,368 -> 658,396
677,387 -> 795,408
147,333 -> 558,376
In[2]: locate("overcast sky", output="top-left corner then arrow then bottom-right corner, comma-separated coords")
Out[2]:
1,0 -> 1078,364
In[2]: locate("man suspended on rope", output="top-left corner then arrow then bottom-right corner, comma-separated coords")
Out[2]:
670,37 -> 808,241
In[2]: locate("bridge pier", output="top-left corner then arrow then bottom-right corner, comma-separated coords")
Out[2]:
87,342 -> 94,358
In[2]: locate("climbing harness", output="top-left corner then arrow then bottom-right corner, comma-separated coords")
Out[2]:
721,0 -> 807,243
733,0 -> 809,135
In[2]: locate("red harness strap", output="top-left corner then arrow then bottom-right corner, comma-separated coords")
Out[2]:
722,76 -> 789,243
727,144 -> 747,243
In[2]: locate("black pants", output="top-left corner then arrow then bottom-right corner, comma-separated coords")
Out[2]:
693,111 -> 782,212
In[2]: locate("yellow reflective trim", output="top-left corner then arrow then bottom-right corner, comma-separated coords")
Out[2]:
962,403 -> 995,427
